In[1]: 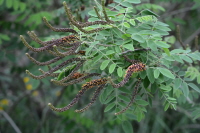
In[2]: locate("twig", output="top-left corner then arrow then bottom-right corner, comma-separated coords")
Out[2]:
161,7 -> 192,18
176,25 -> 186,50
0,110 -> 22,133
119,48 -> 151,54
97,43 -> 116,47
184,27 -> 200,45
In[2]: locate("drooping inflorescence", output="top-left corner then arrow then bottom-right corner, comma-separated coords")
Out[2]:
21,0 -> 147,115
48,78 -> 107,112
115,78 -> 141,115
75,84 -> 106,113
109,62 -> 146,88
82,78 -> 108,90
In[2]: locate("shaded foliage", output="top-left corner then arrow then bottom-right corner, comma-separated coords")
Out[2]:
1,0 -> 200,133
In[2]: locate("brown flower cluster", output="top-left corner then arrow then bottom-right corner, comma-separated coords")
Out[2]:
21,0 -> 146,114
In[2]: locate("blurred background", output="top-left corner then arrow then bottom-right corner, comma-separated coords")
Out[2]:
0,0 -> 200,133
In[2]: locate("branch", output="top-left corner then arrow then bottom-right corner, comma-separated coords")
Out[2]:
184,27 -> 200,45
176,25 -> 186,50
0,110 -> 22,133
119,48 -> 151,54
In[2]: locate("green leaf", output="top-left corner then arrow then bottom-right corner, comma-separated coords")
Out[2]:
141,9 -> 159,17
127,0 -> 141,4
109,64 -> 116,74
140,71 -> 146,79
136,100 -> 149,106
0,0 -> 4,5
187,53 -> 200,61
180,55 -> 193,63
123,43 -> 134,51
158,67 -> 175,79
147,40 -> 157,51
130,19 -> 135,26
192,109 -> 200,120
88,10 -> 97,17
118,101 -> 127,107
13,0 -> 19,10
120,2 -> 132,8
98,30 -> 110,36
104,102 -> 115,112
160,85 -> 172,92
112,28 -> 122,38
131,34 -> 145,43
106,50 -> 115,55
171,49 -> 185,54
182,82 -> 189,97
123,22 -> 130,28
104,95 -> 115,104
117,67 -> 123,77
119,88 -> 131,93
122,121 -> 133,133
147,68 -> 155,83
157,21 -> 169,26
105,85 -> 115,97
6,0 -> 12,8
93,54 -> 103,63
19,2 -> 26,12
163,48 -> 170,56
156,41 -> 170,48
100,60 -> 110,70
154,69 -> 160,79
0,34 -> 10,41
155,25 -> 171,31
173,78 -> 182,89
164,102 -> 170,111
197,75 -> 200,84
188,83 -> 200,93
57,71 -> 65,80
172,55 -> 183,63
193,113 -> 200,120
119,95 -> 130,102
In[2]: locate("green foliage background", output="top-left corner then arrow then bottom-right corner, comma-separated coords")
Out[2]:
0,0 -> 200,133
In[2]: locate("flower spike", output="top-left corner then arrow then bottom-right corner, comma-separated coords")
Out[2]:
51,73 -> 101,86
43,17 -> 78,34
26,58 -> 83,79
115,78 -> 141,115
75,84 -> 105,113
26,53 -> 63,66
109,62 -> 145,88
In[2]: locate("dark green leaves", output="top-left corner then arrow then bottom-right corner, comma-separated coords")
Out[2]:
156,41 -> 170,48
154,69 -> 160,79
130,19 -> 135,26
117,67 -> 123,77
123,43 -> 134,51
127,0 -> 141,4
131,34 -> 145,43
104,102 -> 115,112
187,53 -> 200,61
122,121 -> 133,133
109,64 -> 116,73
147,68 -> 155,83
158,67 -> 175,79
188,83 -> 200,93
173,78 -> 182,89
100,60 -> 110,70
182,82 -> 189,97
